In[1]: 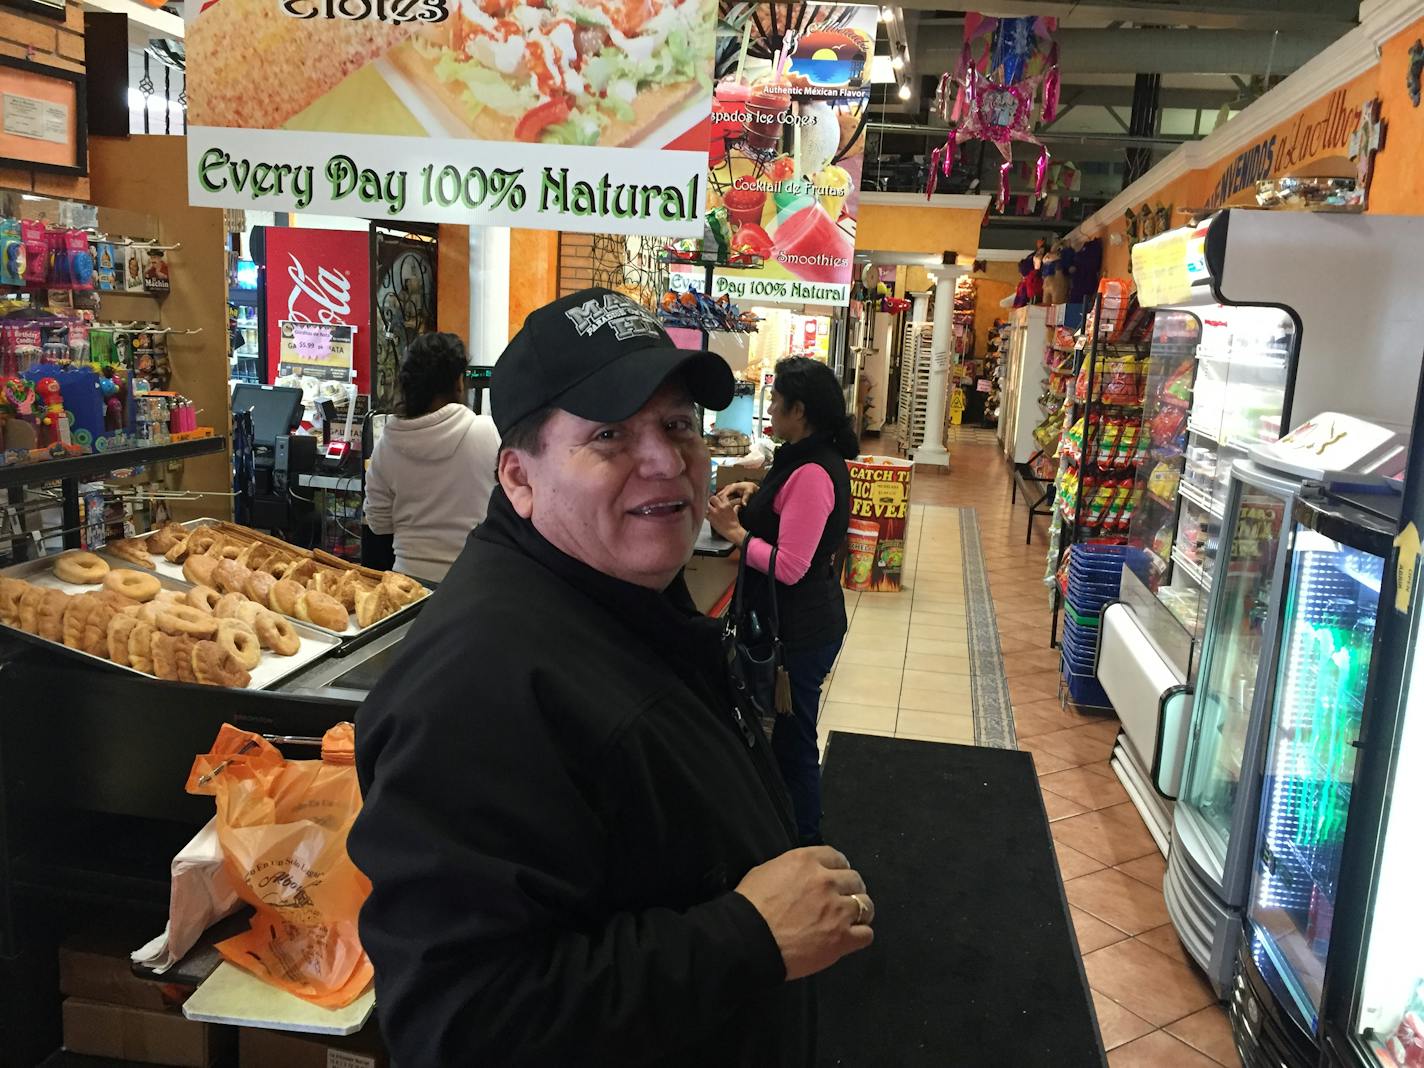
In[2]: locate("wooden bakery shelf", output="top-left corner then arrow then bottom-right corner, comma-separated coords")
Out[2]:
0,437 -> 226,491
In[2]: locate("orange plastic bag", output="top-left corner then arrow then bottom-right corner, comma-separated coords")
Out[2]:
186,722 -> 372,1008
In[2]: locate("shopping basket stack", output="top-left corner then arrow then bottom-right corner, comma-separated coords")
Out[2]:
1059,544 -> 1128,708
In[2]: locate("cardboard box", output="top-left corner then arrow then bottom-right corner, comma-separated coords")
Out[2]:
62,997 -> 234,1067
239,1025 -> 389,1068
714,461 -> 768,493
60,934 -> 191,1011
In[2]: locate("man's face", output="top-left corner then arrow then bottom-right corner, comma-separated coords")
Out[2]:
501,381 -> 710,590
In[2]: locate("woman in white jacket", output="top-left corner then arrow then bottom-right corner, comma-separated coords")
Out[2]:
364,333 -> 500,582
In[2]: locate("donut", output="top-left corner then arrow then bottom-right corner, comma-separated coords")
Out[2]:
105,537 -> 155,569
95,589 -> 139,610
153,588 -> 187,606
15,585 -> 45,634
61,594 -> 97,647
192,639 -> 251,688
37,589 -> 71,642
164,536 -> 191,563
213,592 -> 248,619
186,529 -> 223,557
264,555 -> 296,579
136,602 -> 161,626
186,585 -> 223,613
355,586 -> 399,629
331,570 -> 366,613
296,589 -> 348,631
156,604 -> 219,639
128,621 -> 156,673
0,577 -> 29,625
244,570 -> 277,607
83,601 -> 119,657
268,578 -> 304,617
103,568 -> 162,603
107,612 -> 139,664
182,553 -> 221,588
174,636 -> 199,683
54,551 -> 110,585
216,620 -> 261,671
236,543 -> 275,571
381,571 -> 427,607
146,524 -> 186,554
255,611 -> 301,656
233,600 -> 266,629
212,560 -> 253,596
286,559 -> 321,587
150,632 -> 182,681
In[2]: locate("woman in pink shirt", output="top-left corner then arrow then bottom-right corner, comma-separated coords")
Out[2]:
707,357 -> 855,843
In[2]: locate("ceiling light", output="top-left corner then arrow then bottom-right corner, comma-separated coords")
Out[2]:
891,54 -> 904,72
880,6 -> 892,22
897,83 -> 911,101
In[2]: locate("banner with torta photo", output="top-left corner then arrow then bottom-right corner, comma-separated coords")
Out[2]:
182,0 -> 717,234
688,2 -> 874,306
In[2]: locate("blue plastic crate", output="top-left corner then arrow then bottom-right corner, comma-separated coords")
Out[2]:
1061,660 -> 1111,708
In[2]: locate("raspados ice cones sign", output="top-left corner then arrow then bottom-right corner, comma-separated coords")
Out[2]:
183,0 -> 718,234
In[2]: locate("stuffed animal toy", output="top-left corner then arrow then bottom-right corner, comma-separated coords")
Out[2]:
1041,238 -> 1069,305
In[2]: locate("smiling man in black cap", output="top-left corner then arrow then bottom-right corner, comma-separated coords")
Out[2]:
350,288 -> 874,1068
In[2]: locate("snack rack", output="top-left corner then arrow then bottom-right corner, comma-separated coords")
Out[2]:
896,320 -> 933,454
1045,287 -> 1154,651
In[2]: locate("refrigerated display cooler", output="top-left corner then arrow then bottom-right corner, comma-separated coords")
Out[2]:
1165,461 -> 1299,995
1228,487 -> 1399,1067
1097,209 -> 1424,854
999,304 -> 1047,466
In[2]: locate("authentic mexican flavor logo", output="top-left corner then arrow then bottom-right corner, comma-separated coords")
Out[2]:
278,0 -> 448,23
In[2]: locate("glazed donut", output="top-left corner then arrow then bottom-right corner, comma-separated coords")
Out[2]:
128,620 -> 156,673
186,585 -> 223,613
61,594 -> 97,647
213,592 -> 248,619
212,560 -> 253,596
380,571 -> 426,607
182,553 -> 221,588
255,611 -> 301,656
268,578 -> 305,617
216,620 -> 261,671
244,570 -> 277,607
192,639 -> 252,688
15,586 -> 42,634
107,612 -> 139,665
54,551 -> 110,585
37,588 -> 70,642
0,577 -> 29,625
156,604 -> 219,639
104,568 -> 162,603
296,589 -> 348,631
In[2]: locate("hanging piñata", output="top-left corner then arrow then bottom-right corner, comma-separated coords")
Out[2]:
927,14 -> 1059,208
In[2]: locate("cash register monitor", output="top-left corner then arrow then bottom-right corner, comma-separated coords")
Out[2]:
231,383 -> 303,459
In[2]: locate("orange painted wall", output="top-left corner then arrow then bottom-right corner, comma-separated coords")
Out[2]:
508,229 -> 560,337
1364,16 -> 1424,215
857,203 -> 985,257
969,262 -> 1018,356
437,225 -> 470,340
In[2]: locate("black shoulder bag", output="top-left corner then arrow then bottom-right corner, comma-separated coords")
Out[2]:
725,547 -> 793,734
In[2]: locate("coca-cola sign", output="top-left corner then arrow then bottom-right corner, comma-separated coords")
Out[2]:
264,227 -> 371,390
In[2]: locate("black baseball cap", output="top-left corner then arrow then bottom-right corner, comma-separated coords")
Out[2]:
492,287 -> 735,437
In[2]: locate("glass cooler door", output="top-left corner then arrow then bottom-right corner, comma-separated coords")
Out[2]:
1178,471 -> 1293,888
1351,624 -> 1424,1062
1248,524 -> 1383,1032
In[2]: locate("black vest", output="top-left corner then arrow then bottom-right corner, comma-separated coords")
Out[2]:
739,433 -> 852,652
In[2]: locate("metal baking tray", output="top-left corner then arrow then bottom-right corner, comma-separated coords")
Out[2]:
0,554 -> 341,690
125,519 -> 428,645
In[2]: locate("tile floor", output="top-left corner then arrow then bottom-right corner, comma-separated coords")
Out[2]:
823,426 -> 1239,1068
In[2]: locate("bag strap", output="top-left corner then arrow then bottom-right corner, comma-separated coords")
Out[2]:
731,541 -> 781,641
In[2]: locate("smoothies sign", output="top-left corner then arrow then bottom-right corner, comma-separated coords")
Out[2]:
704,3 -> 876,305
183,0 -> 717,235
843,456 -> 912,593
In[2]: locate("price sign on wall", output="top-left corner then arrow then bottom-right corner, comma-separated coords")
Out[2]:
277,321 -> 356,382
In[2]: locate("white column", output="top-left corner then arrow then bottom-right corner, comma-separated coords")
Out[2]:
468,226 -> 511,366
912,265 -> 968,469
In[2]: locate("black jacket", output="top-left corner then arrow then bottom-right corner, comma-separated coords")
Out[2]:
349,489 -> 811,1067
740,433 -> 852,652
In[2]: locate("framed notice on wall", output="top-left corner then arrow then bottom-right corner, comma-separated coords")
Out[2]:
0,56 -> 86,174
277,321 -> 356,382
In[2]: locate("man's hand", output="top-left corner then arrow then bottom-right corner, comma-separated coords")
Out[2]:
717,482 -> 758,506
735,846 -> 874,981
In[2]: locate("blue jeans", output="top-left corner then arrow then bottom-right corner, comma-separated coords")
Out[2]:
773,637 -> 844,844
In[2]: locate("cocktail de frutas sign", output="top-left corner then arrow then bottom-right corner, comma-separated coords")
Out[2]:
184,0 -> 719,235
